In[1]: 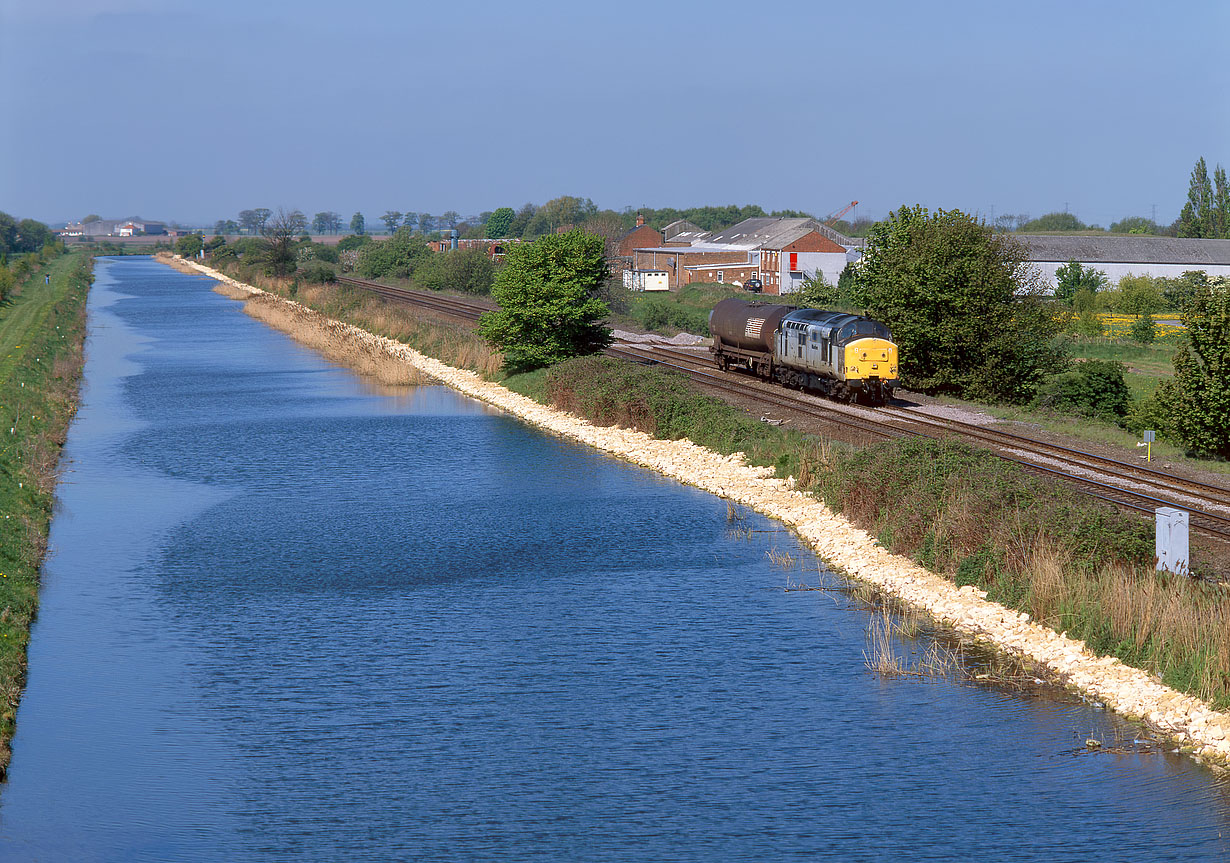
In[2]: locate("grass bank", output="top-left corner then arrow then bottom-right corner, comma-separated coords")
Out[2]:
509,355 -> 1230,709
0,253 -> 92,775
198,259 -> 501,376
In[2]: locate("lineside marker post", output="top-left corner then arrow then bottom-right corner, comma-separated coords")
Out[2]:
1155,506 -> 1189,577
1144,429 -> 1154,462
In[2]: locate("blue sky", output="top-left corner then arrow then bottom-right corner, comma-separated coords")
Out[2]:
2,0 -> 1227,228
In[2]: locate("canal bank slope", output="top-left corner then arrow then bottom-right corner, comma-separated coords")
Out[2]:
175,256 -> 1230,770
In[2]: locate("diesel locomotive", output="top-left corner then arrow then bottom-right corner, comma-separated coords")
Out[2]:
708,298 -> 899,405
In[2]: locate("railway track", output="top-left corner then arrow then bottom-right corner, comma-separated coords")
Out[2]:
618,343 -> 1230,543
336,276 -> 491,321
333,278 -> 1230,543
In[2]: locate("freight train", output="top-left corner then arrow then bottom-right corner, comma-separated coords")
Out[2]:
708,298 -> 899,405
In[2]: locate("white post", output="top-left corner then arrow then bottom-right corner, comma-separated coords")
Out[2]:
1155,507 -> 1189,576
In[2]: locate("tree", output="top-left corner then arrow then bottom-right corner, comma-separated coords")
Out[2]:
238,209 -> 261,234
82,213 -> 101,224
441,210 -> 460,229
1130,313 -> 1156,344
1109,216 -> 1160,235
1215,165 -> 1230,239
350,212 -> 366,235
1156,277 -> 1230,457
175,233 -> 203,257
485,207 -> 515,238
262,208 -> 306,276
418,213 -> 434,233
401,212 -> 417,230
381,211 -> 403,234
1021,212 -> 1087,232
1114,274 -> 1165,316
14,219 -> 51,253
478,230 -> 612,373
1179,157 -> 1216,238
853,205 -> 1066,402
356,227 -> 430,278
1054,260 -> 1108,305
312,211 -> 342,234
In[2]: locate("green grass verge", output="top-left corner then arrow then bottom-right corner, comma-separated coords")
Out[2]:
0,253 -> 92,776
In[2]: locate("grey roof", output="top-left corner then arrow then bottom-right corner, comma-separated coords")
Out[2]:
1017,234 -> 1230,265
662,219 -> 708,241
704,217 -> 857,249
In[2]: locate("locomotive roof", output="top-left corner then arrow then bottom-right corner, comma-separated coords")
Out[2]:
782,308 -> 892,338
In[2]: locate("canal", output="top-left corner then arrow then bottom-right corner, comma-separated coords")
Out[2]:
0,256 -> 1227,860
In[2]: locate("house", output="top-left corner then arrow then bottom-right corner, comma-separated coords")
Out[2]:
615,214 -> 662,258
630,217 -> 859,294
1017,235 -> 1230,287
61,218 -> 167,238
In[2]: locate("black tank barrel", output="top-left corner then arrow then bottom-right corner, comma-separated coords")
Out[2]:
708,298 -> 796,353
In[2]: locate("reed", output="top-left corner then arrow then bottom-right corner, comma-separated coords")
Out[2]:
212,267 -> 503,377
236,293 -> 431,387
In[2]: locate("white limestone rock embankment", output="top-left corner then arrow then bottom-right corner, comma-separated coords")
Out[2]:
174,257 -> 1230,769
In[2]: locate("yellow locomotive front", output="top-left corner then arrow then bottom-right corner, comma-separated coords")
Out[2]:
842,337 -> 898,403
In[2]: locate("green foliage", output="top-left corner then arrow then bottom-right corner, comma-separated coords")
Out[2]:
485,207 -> 515,238
297,261 -> 337,284
1179,157 -> 1218,238
174,234 -> 203,257
1033,360 -> 1130,418
478,230 -> 612,373
854,205 -> 1067,402
1130,313 -> 1156,344
356,228 -> 431,279
349,212 -> 366,235
380,211 -> 403,234
336,234 -> 371,253
1110,274 -> 1166,315
1021,212 -> 1087,232
1109,216 -> 1161,235
794,269 -> 859,311
414,246 -> 496,294
1156,277 -> 1230,457
639,204 -> 768,233
0,213 -> 52,256
1054,259 -> 1108,306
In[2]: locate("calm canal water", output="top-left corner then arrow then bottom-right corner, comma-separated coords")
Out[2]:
0,256 -> 1227,861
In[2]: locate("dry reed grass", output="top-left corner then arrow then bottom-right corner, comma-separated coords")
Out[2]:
214,268 -> 504,378
156,252 -> 201,274
238,293 -> 432,387
1018,545 -> 1230,704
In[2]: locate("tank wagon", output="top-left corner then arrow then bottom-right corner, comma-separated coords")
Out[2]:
708,298 -> 899,404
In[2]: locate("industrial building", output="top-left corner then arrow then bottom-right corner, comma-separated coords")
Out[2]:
629,217 -> 860,294
1017,235 -> 1230,285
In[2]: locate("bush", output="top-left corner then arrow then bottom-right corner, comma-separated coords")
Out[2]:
1032,360 -> 1130,419
297,261 -> 337,284
414,246 -> 496,294
854,205 -> 1067,403
336,234 -> 372,253
357,228 -> 431,279
1130,313 -> 1156,344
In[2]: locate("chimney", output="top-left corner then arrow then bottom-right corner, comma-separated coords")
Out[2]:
636,213 -> 645,227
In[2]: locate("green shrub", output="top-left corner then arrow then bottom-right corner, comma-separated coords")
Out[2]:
1032,359 -> 1130,418
1130,313 -> 1156,344
336,234 -> 372,253
297,261 -> 337,284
